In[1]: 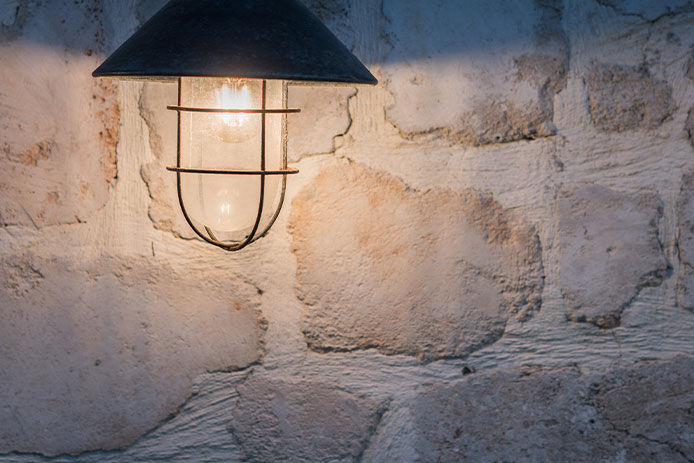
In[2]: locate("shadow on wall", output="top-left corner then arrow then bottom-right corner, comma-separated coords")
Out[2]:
0,253 -> 267,456
2,0 -> 565,59
5,0 -> 692,70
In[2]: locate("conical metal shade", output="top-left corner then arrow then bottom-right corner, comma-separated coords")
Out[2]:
93,0 -> 377,85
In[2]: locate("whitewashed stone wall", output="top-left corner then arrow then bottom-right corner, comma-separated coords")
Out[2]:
0,0 -> 693,461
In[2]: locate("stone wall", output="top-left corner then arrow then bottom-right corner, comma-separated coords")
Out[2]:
0,0 -> 693,461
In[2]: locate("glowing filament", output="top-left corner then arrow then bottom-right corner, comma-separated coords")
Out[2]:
218,82 -> 250,128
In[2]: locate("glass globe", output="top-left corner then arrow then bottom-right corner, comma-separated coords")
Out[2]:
179,78 -> 283,234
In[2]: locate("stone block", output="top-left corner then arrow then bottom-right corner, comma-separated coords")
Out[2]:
390,356 -> 694,462
584,63 -> 675,132
595,356 -> 694,458
0,254 -> 266,456
287,85 -> 355,162
285,0 -> 357,162
139,82 -> 196,239
290,162 -> 544,361
557,184 -> 668,328
382,0 -> 568,146
0,0 -> 120,227
229,375 -> 387,462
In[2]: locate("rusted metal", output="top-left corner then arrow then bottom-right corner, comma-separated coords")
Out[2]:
251,80 -> 291,243
167,167 -> 299,175
167,105 -> 300,114
239,78 -> 268,251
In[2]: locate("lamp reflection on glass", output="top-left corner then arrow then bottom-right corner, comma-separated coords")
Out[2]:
218,81 -> 250,132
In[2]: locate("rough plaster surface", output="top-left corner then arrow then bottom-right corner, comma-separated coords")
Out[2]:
382,0 -> 568,146
287,86 -> 355,161
584,63 -> 675,132
557,184 -> 668,328
0,0 -> 121,227
139,82 -> 195,239
0,254 -> 265,455
290,162 -> 544,360
2,0 -> 694,461
365,356 -> 694,462
596,357 -> 694,460
228,375 -> 387,462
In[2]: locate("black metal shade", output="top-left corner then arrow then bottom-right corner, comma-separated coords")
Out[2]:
93,0 -> 377,85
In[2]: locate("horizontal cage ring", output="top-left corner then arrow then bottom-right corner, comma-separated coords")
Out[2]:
167,166 -> 299,175
166,105 -> 300,114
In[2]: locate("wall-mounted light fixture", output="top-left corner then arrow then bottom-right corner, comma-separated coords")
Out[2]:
93,0 -> 376,251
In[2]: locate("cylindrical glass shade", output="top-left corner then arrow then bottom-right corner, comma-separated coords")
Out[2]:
179,77 -> 285,236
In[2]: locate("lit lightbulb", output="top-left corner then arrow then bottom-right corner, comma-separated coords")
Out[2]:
214,80 -> 254,142
180,78 -> 282,234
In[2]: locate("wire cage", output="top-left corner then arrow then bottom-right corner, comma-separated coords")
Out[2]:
166,78 -> 300,251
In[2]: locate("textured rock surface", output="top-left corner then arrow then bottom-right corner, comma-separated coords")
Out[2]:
290,162 -> 544,360
557,185 -> 668,328
229,375 -> 387,462
2,0 -> 694,461
0,0 -> 120,227
382,0 -> 568,146
595,357 -> 694,459
405,366 -> 599,462
287,85 -> 355,161
139,82 -> 195,239
0,254 -> 266,456
584,63 -> 675,132
0,1 -> 19,26
677,174 -> 694,311
374,356 -> 694,462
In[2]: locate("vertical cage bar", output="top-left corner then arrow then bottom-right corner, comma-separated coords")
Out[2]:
249,80 -> 289,242
235,79 -> 267,249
